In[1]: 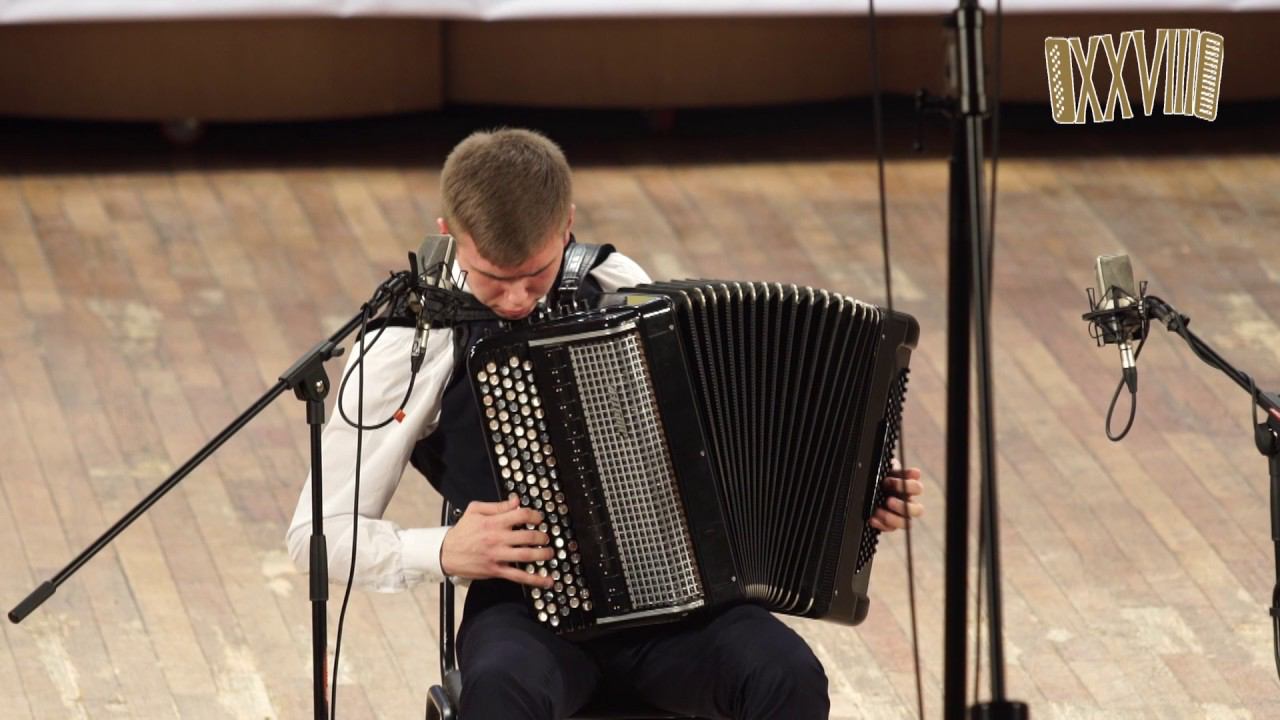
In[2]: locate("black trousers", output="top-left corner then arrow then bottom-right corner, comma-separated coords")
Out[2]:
456,581 -> 830,720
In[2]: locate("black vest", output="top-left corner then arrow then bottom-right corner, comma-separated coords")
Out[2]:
409,241 -> 614,513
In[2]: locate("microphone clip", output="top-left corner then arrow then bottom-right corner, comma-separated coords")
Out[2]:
1082,279 -> 1149,348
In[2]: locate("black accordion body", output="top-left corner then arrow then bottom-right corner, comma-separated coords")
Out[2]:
466,280 -> 918,636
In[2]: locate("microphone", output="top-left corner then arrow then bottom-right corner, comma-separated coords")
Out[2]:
1087,253 -> 1146,393
410,234 -> 456,374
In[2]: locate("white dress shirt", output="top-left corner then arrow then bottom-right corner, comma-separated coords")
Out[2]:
286,252 -> 652,591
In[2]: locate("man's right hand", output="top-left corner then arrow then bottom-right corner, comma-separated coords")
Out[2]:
440,497 -> 555,588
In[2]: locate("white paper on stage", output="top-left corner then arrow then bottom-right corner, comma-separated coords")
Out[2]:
1,0 -> 1277,25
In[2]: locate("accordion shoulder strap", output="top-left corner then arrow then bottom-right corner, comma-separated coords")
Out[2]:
554,238 -> 614,311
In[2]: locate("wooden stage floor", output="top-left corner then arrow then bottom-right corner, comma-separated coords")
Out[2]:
2,103 -> 1279,718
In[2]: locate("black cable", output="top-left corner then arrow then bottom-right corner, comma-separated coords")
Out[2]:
336,281 -> 419,432
867,2 -> 925,717
325,270 -> 428,719
973,509 -> 984,703
329,300 -> 372,720
972,0 -> 1004,702
1104,334 -> 1148,442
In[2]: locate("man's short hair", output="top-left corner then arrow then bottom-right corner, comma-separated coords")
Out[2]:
441,128 -> 573,267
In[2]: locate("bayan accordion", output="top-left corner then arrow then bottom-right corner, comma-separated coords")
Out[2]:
467,280 -> 918,636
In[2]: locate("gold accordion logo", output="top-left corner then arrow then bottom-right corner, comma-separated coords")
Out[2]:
1045,29 -> 1224,124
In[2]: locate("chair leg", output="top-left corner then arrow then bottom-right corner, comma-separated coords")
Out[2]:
426,683 -> 456,720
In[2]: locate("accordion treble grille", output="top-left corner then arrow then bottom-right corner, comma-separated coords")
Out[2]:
855,368 -> 911,575
567,333 -> 703,611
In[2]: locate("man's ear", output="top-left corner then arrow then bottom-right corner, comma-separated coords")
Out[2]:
436,216 -> 450,235
563,204 -> 576,245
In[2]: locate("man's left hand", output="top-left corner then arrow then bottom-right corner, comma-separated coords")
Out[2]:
870,466 -> 924,532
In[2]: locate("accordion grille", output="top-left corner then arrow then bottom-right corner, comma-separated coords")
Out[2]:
567,332 -> 704,610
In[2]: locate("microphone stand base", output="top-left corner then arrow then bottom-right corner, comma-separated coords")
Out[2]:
970,700 -> 1030,720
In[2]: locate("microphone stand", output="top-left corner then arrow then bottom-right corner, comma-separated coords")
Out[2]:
924,1 -> 1029,717
1141,299 -> 1280,682
9,270 -> 418,720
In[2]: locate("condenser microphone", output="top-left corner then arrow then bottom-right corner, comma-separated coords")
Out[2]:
1093,253 -> 1143,393
410,234 -> 456,373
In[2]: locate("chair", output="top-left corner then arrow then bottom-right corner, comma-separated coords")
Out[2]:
425,501 -> 698,720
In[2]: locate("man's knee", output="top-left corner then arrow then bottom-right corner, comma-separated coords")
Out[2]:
460,640 -> 561,717
741,641 -> 829,714
713,608 -> 830,718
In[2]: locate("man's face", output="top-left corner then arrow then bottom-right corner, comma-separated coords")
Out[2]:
455,228 -> 569,320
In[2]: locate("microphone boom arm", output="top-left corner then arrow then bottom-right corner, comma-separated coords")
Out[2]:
1116,293 -> 1280,683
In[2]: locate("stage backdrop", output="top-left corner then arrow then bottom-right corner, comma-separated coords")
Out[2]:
0,3 -> 1275,122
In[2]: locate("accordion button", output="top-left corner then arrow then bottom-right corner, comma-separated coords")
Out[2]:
485,361 -> 497,374
564,573 -> 574,585
506,390 -> 516,401
516,381 -> 526,392
569,597 -> 580,609
509,356 -> 520,368
513,470 -> 524,482
532,396 -> 542,408
518,392 -> 529,404
533,454 -> 544,465
583,601 -> 592,612
482,394 -> 493,406
546,602 -> 557,613
567,586 -> 577,597
504,481 -> 515,491
517,438 -> 528,450
538,611 -> 548,623
535,408 -> 545,419
557,549 -> 567,560
558,503 -> 569,515
488,421 -> 499,432
571,553 -> 581,564
546,457 -> 557,468
530,588 -> 541,599
551,525 -> 560,537
534,599 -> 544,610
581,590 -> 590,601
498,410 -> 509,422
500,468 -> 511,479
477,371 -> 488,383
550,615 -> 560,628
497,456 -> 508,467
560,607 -> 570,617
538,522 -> 549,532
494,444 -> 505,455
523,360 -> 533,371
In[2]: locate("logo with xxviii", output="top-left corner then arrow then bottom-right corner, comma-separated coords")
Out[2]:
1046,29 -> 1224,124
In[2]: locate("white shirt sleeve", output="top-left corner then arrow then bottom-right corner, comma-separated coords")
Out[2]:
590,251 -> 653,290
285,323 -> 455,592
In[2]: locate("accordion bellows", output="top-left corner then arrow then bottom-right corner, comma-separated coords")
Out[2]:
468,280 -> 918,636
